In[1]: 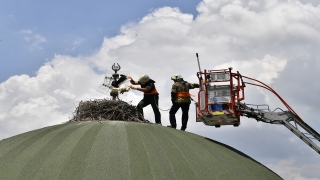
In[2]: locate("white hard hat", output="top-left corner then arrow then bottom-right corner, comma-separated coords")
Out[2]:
139,74 -> 150,83
171,74 -> 183,80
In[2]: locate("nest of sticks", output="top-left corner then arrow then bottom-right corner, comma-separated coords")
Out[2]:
70,99 -> 150,123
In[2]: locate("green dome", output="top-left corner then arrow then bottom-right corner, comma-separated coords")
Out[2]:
0,121 -> 281,180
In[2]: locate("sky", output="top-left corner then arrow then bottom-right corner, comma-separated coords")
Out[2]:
1,0 -> 320,179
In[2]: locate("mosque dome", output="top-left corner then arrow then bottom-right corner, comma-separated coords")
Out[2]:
0,121 -> 281,179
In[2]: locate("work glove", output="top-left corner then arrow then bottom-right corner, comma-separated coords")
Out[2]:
194,83 -> 200,88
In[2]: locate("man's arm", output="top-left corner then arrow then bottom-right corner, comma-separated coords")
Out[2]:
127,76 -> 139,85
171,84 -> 177,103
128,76 -> 152,92
193,83 -> 199,88
188,83 -> 199,89
131,85 -> 151,93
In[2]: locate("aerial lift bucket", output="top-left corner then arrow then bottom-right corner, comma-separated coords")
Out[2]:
196,68 -> 244,127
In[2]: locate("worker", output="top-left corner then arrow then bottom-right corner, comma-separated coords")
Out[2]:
128,74 -> 161,125
168,74 -> 199,131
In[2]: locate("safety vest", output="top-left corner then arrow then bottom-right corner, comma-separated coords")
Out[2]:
176,92 -> 195,97
140,79 -> 158,96
144,88 -> 158,95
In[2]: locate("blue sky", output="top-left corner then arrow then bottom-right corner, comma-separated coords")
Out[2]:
1,0 -> 320,179
0,0 -> 199,82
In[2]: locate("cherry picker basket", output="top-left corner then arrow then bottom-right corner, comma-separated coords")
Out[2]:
196,68 -> 245,127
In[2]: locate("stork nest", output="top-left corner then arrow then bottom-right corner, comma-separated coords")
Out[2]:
70,99 -> 150,123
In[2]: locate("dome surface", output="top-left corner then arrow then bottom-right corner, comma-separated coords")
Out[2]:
0,121 -> 281,180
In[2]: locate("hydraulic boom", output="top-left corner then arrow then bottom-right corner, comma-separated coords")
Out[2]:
237,103 -> 320,154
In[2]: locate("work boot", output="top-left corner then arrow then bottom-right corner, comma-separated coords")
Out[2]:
167,125 -> 176,129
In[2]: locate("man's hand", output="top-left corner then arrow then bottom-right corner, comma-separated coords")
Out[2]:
130,85 -> 136,90
127,75 -> 132,80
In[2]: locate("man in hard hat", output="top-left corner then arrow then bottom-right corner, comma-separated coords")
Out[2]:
168,74 -> 199,131
128,75 -> 161,124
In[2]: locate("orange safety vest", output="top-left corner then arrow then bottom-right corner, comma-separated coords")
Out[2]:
176,92 -> 195,97
144,88 -> 158,95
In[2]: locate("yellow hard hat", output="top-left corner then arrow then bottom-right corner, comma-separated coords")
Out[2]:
139,74 -> 150,83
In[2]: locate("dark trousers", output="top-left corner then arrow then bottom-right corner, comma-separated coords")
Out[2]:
169,103 -> 190,130
137,95 -> 161,124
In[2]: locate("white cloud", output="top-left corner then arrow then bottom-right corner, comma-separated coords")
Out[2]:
71,37 -> 85,51
19,29 -> 47,49
0,54 -> 105,138
32,34 -> 47,49
19,29 -> 32,34
215,54 -> 288,84
2,0 -> 320,179
141,6 -> 194,23
268,158 -> 320,180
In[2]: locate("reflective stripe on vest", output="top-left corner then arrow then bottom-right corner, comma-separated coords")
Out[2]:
144,88 -> 158,95
176,92 -> 195,97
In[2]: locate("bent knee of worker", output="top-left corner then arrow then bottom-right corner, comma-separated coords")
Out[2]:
169,108 -> 178,114
137,101 -> 147,108
136,105 -> 144,112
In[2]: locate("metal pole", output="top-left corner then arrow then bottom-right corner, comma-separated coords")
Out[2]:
196,53 -> 204,90
196,53 -> 202,74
